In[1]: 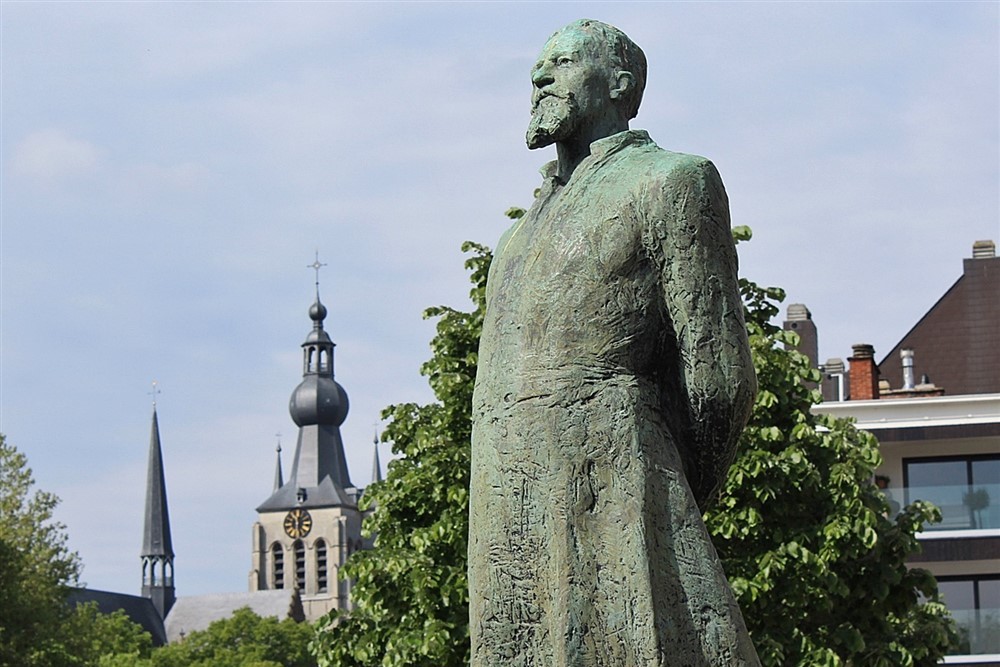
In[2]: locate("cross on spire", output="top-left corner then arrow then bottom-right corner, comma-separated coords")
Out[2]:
149,380 -> 161,409
308,251 -> 327,297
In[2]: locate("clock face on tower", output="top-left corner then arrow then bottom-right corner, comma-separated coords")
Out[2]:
283,508 -> 312,538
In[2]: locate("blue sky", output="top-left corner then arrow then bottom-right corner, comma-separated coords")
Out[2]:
1,2 -> 997,598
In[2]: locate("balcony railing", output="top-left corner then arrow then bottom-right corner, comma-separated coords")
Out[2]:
881,483 -> 999,531
949,607 -> 1000,656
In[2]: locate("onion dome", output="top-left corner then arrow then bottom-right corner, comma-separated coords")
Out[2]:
288,295 -> 349,427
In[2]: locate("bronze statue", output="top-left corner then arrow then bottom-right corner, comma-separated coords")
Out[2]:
469,19 -> 760,666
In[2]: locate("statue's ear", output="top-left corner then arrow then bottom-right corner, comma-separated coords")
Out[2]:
610,71 -> 634,102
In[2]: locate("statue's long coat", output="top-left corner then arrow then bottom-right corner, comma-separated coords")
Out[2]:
469,130 -> 760,666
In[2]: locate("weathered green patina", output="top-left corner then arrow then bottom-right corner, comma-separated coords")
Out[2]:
469,20 -> 760,666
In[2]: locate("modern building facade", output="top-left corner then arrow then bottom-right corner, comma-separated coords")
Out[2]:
807,240 -> 999,665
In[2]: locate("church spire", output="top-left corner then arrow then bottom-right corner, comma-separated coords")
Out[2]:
141,387 -> 176,619
257,253 -> 354,512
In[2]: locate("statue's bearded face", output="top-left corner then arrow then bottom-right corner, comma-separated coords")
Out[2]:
527,29 -> 614,150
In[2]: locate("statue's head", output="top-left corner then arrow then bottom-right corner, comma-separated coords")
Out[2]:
527,19 -> 647,150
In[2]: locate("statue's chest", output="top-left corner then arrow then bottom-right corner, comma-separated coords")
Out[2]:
488,185 -> 656,339
506,190 -> 643,287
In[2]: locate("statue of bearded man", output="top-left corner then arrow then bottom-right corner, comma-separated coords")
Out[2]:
469,19 -> 761,667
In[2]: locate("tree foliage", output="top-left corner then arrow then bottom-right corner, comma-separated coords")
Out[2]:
61,602 -> 153,666
0,434 -> 157,667
112,607 -> 314,667
0,433 -> 81,666
311,220 -> 956,666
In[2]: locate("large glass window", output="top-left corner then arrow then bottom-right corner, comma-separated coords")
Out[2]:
938,576 -> 1000,655
904,455 -> 999,531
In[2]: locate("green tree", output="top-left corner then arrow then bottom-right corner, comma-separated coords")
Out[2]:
60,602 -> 153,666
0,434 -> 155,667
0,433 -> 82,666
702,226 -> 957,667
115,607 -> 314,667
311,220 -> 955,666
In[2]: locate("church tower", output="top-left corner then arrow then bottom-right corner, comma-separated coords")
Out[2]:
141,404 -> 176,619
249,262 -> 364,620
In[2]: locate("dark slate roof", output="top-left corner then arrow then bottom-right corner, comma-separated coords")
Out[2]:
163,590 -> 304,643
257,467 -> 357,512
142,409 -> 173,557
878,248 -> 1000,396
68,588 -> 167,646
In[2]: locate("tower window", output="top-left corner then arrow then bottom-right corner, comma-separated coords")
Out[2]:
294,539 -> 306,591
272,543 -> 284,589
316,539 -> 328,593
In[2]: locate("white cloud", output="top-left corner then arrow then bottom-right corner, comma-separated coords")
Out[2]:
11,129 -> 103,182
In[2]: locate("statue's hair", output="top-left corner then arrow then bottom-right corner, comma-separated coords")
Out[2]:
566,19 -> 647,121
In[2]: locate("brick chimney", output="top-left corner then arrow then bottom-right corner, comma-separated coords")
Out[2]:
783,303 -> 819,369
848,343 -> 880,400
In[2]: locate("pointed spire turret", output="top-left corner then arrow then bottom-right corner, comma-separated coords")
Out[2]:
371,431 -> 383,484
273,438 -> 285,492
141,395 -> 176,619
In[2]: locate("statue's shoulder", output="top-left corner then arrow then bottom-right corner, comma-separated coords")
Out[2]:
638,143 -> 717,182
623,140 -> 729,229
626,143 -> 725,204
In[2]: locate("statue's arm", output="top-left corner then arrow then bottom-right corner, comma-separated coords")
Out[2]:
649,157 -> 757,511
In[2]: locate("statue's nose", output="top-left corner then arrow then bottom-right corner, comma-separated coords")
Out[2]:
532,65 -> 554,88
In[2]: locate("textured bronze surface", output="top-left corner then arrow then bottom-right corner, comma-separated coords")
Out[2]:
469,19 -> 760,666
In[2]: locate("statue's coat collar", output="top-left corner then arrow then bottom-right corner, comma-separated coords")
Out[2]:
539,129 -> 653,184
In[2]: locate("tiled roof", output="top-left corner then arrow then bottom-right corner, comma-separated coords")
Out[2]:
163,589 -> 304,643
879,252 -> 999,396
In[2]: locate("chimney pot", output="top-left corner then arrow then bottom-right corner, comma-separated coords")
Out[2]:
851,343 -> 875,360
786,303 -> 811,321
823,358 -> 845,374
972,240 -> 995,259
